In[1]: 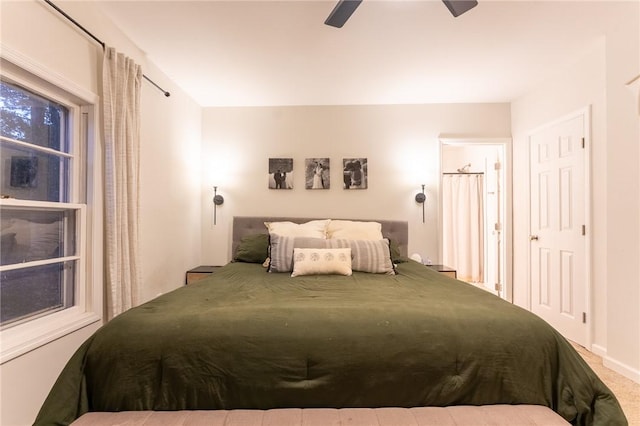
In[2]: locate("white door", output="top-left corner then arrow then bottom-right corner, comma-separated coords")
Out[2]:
529,113 -> 588,346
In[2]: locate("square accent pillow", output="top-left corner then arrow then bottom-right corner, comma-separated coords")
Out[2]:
268,233 -> 328,272
327,220 -> 383,240
388,239 -> 408,264
265,219 -> 330,239
291,247 -> 352,277
327,238 -> 395,274
233,233 -> 269,263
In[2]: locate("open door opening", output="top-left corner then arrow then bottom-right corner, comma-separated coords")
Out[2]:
439,138 -> 512,301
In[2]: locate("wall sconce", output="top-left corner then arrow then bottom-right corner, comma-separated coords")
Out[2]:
415,184 -> 426,223
213,186 -> 224,225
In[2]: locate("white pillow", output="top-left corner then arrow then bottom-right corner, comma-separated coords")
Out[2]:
327,220 -> 383,240
291,248 -> 352,277
265,219 -> 330,239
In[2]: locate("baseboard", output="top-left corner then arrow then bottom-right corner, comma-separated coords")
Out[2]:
590,343 -> 607,358
603,356 -> 640,384
589,343 -> 640,384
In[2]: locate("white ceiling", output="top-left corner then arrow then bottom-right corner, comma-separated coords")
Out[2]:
94,0 -> 634,107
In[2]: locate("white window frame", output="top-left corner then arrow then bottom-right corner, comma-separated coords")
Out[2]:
0,46 -> 102,364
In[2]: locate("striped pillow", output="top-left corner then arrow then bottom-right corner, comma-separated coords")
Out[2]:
268,234 -> 327,273
268,233 -> 395,275
327,238 -> 395,275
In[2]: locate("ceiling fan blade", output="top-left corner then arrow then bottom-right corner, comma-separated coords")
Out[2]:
442,0 -> 478,17
324,0 -> 363,28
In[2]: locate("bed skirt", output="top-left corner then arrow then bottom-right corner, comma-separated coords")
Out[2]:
70,405 -> 570,426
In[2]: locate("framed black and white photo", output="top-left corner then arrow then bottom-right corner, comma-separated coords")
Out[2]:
305,158 -> 330,189
343,158 -> 367,189
268,158 -> 293,189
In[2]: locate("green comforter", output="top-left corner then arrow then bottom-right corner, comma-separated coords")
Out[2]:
34,261 -> 626,425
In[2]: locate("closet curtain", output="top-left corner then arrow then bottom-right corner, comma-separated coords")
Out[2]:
442,174 -> 485,283
103,46 -> 142,320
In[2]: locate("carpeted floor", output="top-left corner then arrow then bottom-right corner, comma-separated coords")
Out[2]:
573,343 -> 640,425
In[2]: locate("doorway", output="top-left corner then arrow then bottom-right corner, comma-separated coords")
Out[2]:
439,138 -> 512,301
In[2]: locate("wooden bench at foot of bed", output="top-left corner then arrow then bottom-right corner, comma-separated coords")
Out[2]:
70,405 -> 570,425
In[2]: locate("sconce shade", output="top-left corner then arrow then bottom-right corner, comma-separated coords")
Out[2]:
213,186 -> 224,205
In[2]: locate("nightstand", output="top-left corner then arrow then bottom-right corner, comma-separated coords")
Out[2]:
186,265 -> 221,284
427,264 -> 457,279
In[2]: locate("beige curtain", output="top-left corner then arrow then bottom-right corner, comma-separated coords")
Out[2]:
442,174 -> 484,283
102,46 -> 142,320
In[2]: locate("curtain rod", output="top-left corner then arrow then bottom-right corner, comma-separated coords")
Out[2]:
43,0 -> 171,98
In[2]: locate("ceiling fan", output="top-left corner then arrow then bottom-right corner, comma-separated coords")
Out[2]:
324,0 -> 478,28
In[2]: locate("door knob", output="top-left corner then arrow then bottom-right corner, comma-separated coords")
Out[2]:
530,235 -> 539,241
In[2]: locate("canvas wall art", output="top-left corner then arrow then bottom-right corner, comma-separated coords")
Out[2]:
343,158 -> 367,189
268,158 -> 293,189
305,158 -> 330,189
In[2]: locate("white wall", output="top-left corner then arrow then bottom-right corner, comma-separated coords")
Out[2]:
603,1 -> 640,382
200,103 -> 511,266
138,65 -> 203,301
0,1 -> 202,424
511,39 -> 607,336
511,1 -> 639,382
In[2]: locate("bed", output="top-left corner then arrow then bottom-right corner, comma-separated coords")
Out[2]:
34,217 -> 627,426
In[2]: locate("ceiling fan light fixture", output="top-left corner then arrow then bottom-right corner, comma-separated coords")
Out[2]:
442,0 -> 478,17
324,0 -> 363,28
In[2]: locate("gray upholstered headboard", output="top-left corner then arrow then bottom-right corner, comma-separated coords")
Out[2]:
232,217 -> 408,259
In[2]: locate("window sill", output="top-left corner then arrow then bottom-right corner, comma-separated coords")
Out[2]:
0,308 -> 101,364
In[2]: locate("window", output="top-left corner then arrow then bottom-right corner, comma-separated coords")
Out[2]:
0,56 -> 101,363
